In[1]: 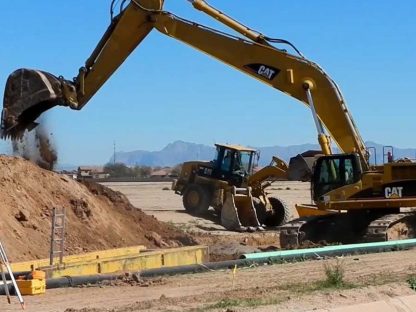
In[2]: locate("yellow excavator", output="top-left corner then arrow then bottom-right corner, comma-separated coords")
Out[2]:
2,0 -> 416,246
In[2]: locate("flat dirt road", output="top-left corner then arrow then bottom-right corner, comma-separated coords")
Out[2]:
2,181 -> 415,312
101,181 -> 313,259
101,181 -> 311,228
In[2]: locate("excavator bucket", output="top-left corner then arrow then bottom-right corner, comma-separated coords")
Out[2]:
221,187 -> 262,231
1,68 -> 72,139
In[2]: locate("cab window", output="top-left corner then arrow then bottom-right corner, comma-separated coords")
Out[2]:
344,158 -> 354,184
319,158 -> 340,184
238,151 -> 253,174
221,150 -> 232,172
314,155 -> 361,200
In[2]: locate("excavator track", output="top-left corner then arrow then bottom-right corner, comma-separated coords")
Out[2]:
279,212 -> 416,249
278,213 -> 363,248
363,213 -> 416,242
278,218 -> 310,248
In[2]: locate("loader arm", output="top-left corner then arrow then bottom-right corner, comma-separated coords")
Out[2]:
2,0 -> 368,170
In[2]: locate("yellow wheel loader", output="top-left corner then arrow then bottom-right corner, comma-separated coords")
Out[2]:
172,143 -> 290,231
3,0 -> 416,246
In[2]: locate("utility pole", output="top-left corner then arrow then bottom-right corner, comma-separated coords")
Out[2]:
113,141 -> 116,164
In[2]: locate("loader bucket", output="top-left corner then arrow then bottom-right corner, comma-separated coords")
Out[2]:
221,187 -> 262,231
1,68 -> 69,139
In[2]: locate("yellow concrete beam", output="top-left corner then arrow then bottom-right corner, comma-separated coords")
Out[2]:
11,245 -> 209,278
11,245 -> 147,272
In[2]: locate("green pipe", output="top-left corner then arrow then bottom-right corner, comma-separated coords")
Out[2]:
242,238 -> 416,260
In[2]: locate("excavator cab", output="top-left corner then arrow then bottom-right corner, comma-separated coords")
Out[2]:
212,144 -> 257,187
312,154 -> 363,202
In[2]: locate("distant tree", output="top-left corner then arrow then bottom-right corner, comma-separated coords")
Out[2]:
104,163 -> 134,177
140,166 -> 152,178
131,165 -> 141,177
132,165 -> 152,178
171,163 -> 183,176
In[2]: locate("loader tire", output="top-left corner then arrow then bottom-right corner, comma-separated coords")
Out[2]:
253,197 -> 267,225
183,184 -> 210,215
266,197 -> 291,226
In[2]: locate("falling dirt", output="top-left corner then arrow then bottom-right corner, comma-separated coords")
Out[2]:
34,125 -> 57,170
11,124 -> 57,170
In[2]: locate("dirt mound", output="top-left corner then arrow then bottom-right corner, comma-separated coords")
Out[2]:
0,156 -> 196,262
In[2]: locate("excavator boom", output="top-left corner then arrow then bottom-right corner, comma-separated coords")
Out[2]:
2,0 -> 367,166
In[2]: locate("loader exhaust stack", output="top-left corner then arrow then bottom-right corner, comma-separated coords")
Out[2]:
1,69 -> 75,139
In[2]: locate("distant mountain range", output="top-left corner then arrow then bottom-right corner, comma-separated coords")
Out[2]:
111,141 -> 215,167
109,140 -> 416,167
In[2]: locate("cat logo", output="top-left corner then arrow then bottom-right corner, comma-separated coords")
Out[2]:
384,186 -> 403,199
244,63 -> 280,81
257,65 -> 276,80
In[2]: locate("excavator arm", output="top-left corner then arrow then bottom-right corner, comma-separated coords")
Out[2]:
2,0 -> 368,169
1,0 -> 163,137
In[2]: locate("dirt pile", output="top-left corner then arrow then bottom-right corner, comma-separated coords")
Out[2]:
0,156 -> 196,262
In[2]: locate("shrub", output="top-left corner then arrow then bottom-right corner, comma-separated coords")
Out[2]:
408,276 -> 416,291
323,259 -> 345,288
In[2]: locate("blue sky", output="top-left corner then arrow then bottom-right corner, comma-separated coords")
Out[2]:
1,1 -> 415,165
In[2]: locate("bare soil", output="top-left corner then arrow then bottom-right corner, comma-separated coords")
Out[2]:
102,181 -> 311,260
2,249 -> 415,312
1,177 -> 415,311
101,181 -> 310,229
0,156 -> 196,262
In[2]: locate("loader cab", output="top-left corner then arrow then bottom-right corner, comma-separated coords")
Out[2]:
212,144 -> 257,187
312,153 -> 362,202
